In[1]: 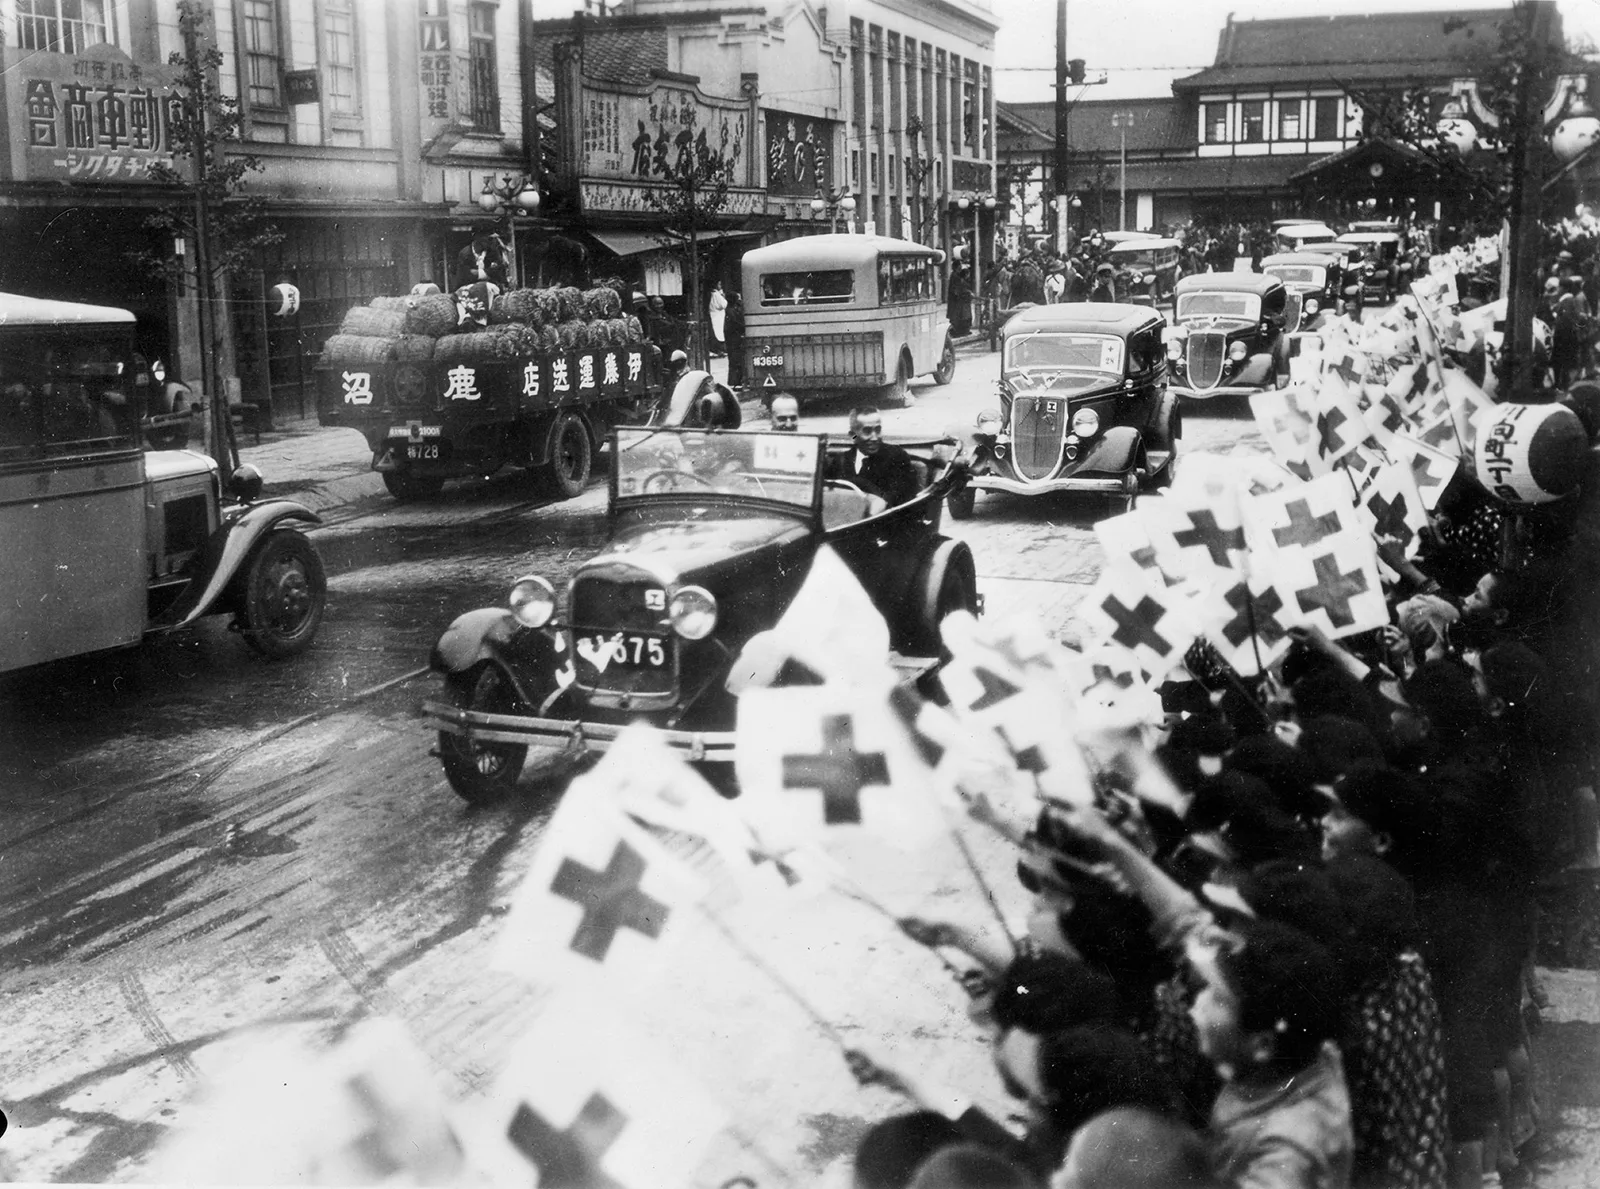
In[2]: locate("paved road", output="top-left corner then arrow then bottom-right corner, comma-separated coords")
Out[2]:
0,345 -> 1593,1185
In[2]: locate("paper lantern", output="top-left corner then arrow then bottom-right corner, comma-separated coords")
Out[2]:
454,280 -> 499,327
269,282 -> 300,316
1474,402 -> 1589,505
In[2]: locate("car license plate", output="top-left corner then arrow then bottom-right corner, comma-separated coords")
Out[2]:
753,354 -> 784,368
574,631 -> 669,676
406,443 -> 441,460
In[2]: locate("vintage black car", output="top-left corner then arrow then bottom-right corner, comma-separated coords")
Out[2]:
1165,273 -> 1290,400
1337,231 -> 1411,304
954,304 -> 1178,519
423,426 -> 979,803
1258,252 -> 1346,332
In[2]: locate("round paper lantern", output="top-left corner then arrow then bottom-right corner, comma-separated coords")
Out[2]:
455,281 -> 499,327
1474,402 -> 1589,505
411,281 -> 441,297
269,282 -> 300,316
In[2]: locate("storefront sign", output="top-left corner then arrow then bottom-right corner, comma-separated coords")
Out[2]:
283,69 -> 320,106
419,15 -> 451,121
580,179 -> 765,217
581,81 -> 748,185
951,158 -> 993,194
764,111 -> 835,196
5,44 -> 181,183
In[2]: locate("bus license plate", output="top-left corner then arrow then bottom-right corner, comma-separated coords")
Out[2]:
753,354 -> 784,368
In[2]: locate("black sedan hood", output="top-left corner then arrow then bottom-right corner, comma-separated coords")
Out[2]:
587,511 -> 811,587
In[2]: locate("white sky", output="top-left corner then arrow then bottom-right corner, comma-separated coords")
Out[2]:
992,0 -> 1600,102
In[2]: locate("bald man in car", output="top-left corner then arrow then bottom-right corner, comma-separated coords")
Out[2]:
769,393 -> 800,432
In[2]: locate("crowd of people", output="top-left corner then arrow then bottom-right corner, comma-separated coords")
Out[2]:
828,271 -> 1600,1189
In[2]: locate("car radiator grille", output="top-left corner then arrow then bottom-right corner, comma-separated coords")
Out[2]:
1010,396 -> 1064,481
568,571 -> 675,697
1185,332 -> 1226,390
1283,293 -> 1303,334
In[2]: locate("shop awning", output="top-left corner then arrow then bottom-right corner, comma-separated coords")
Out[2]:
589,230 -> 669,257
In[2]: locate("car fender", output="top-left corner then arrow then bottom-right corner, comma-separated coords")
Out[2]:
159,500 -> 323,628
1078,425 -> 1141,473
909,538 -> 978,654
431,607 -> 522,676
1236,355 -> 1275,387
431,610 -> 571,705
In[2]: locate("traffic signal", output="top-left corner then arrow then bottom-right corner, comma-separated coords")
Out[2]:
1067,58 -> 1086,85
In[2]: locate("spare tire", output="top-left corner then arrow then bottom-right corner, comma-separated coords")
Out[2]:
908,538 -> 978,656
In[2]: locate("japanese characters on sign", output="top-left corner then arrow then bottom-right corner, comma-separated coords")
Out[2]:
580,180 -> 765,217
440,349 -> 650,408
418,16 -> 451,122
763,111 -> 835,197
7,47 -> 181,183
579,80 -> 753,210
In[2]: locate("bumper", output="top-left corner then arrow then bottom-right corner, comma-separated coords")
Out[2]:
1169,381 -> 1268,399
424,701 -> 738,762
969,472 -> 1131,496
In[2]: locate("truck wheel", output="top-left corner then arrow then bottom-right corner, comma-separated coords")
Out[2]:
383,471 -> 445,500
947,485 -> 976,519
909,539 -> 978,656
542,413 -> 592,499
239,529 -> 326,660
438,663 -> 528,805
933,336 -> 957,385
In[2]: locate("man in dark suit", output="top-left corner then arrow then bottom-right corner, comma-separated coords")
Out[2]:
831,406 -> 921,507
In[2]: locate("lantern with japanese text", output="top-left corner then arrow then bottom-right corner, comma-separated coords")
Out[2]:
269,282 -> 300,317
1473,402 -> 1589,505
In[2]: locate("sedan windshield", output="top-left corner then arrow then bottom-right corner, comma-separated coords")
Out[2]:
1176,292 -> 1262,323
615,427 -> 820,509
1265,265 -> 1326,288
1004,332 -> 1124,377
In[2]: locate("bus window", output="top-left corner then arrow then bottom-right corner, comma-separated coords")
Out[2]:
1,332 -> 139,453
760,270 -> 854,305
885,257 -> 935,303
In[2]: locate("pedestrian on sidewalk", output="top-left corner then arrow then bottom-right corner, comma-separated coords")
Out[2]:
948,268 -> 974,336
724,292 -> 747,388
708,281 -> 728,357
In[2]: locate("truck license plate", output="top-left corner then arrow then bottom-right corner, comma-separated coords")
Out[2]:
753,354 -> 784,368
406,443 -> 441,460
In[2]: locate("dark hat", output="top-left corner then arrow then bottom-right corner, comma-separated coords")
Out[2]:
1480,641 -> 1547,712
991,950 -> 1120,1034
1224,735 -> 1320,820
1296,715 -> 1385,784
1096,262 -> 1116,274
1325,851 -> 1419,967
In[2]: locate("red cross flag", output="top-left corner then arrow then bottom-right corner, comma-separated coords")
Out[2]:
1442,365 -> 1493,457
1275,529 -> 1390,640
1141,480 -> 1250,578
1251,385 -> 1329,481
1335,440 -> 1390,498
734,685 -> 944,850
1385,355 -> 1441,416
938,609 -> 1095,809
1387,431 -> 1459,512
1288,333 -> 1324,386
1195,569 -> 1306,678
1311,369 -> 1373,467
1077,563 -> 1200,684
1095,504 -> 1186,593
1360,383 -> 1409,449
493,790 -> 709,990
761,545 -> 895,687
1242,471 -> 1362,560
1355,458 -> 1431,560
472,990 -> 727,1189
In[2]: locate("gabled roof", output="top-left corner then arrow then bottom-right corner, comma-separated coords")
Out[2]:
1002,97 -> 1188,154
530,23 -> 671,87
996,103 -> 1055,153
1175,7 -> 1511,91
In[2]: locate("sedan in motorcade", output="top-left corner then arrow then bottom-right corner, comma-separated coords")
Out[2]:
1258,252 -> 1347,331
1164,273 -> 1291,400
953,303 -> 1178,520
1337,231 -> 1411,304
423,426 -> 979,803
1106,237 -> 1183,307
1273,222 -> 1339,253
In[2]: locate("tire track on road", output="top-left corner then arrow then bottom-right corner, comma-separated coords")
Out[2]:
116,971 -> 198,1081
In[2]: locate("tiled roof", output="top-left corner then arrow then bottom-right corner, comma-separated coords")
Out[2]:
1001,97 -> 1189,153
530,24 -> 670,88
1176,7 -> 1509,91
1086,155 -> 1307,193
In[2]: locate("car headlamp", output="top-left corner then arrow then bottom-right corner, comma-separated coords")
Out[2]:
668,585 -> 718,640
976,409 -> 1004,435
509,575 -> 557,628
1304,297 -> 1320,314
1070,407 -> 1101,437
1143,272 -> 1156,284
1228,341 -> 1249,362
1166,338 -> 1183,360
228,464 -> 264,502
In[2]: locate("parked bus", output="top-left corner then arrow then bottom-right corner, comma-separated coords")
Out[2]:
741,234 -> 957,405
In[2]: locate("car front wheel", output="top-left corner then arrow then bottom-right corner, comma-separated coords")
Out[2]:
239,529 -> 327,659
438,663 -> 529,804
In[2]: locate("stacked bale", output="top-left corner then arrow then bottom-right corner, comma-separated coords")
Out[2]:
404,294 -> 460,338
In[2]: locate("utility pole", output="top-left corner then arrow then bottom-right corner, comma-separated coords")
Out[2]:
1054,0 -> 1068,245
1505,0 -> 1560,398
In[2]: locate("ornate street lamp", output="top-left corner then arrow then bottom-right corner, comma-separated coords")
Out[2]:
810,187 -> 857,233
477,173 -> 542,287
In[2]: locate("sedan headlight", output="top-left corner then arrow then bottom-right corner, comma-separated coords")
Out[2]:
1166,338 -> 1183,360
976,409 -> 1004,435
509,575 -> 556,628
1304,298 -> 1320,314
1228,341 -> 1249,361
1142,272 -> 1156,284
1071,407 -> 1101,437
668,585 -> 718,640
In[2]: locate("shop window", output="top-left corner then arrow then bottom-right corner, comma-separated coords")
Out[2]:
321,0 -> 358,118
16,0 -> 110,52
1313,97 -> 1339,140
240,0 -> 283,111
468,1 -> 500,131
1203,102 -> 1228,144
1240,100 -> 1264,142
1278,98 -> 1301,140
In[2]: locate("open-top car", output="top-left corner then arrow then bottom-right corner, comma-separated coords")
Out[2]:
1273,223 -> 1338,253
423,426 -> 979,802
1106,237 -> 1182,307
1337,231 -> 1410,304
1258,252 -> 1346,331
955,303 -> 1178,519
1165,273 -> 1290,400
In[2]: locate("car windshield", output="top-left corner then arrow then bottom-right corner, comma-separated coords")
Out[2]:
1003,332 -> 1125,377
0,327 -> 142,459
759,270 -> 855,305
1111,248 -> 1158,267
1176,292 -> 1262,323
614,427 -> 821,509
1265,265 -> 1325,287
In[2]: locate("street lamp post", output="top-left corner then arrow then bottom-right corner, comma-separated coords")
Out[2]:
1111,110 -> 1133,231
810,187 -> 858,233
477,173 -> 542,287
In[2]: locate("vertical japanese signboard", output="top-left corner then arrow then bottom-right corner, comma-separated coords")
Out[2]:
419,14 -> 452,121
3,44 -> 182,184
763,111 -> 835,197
